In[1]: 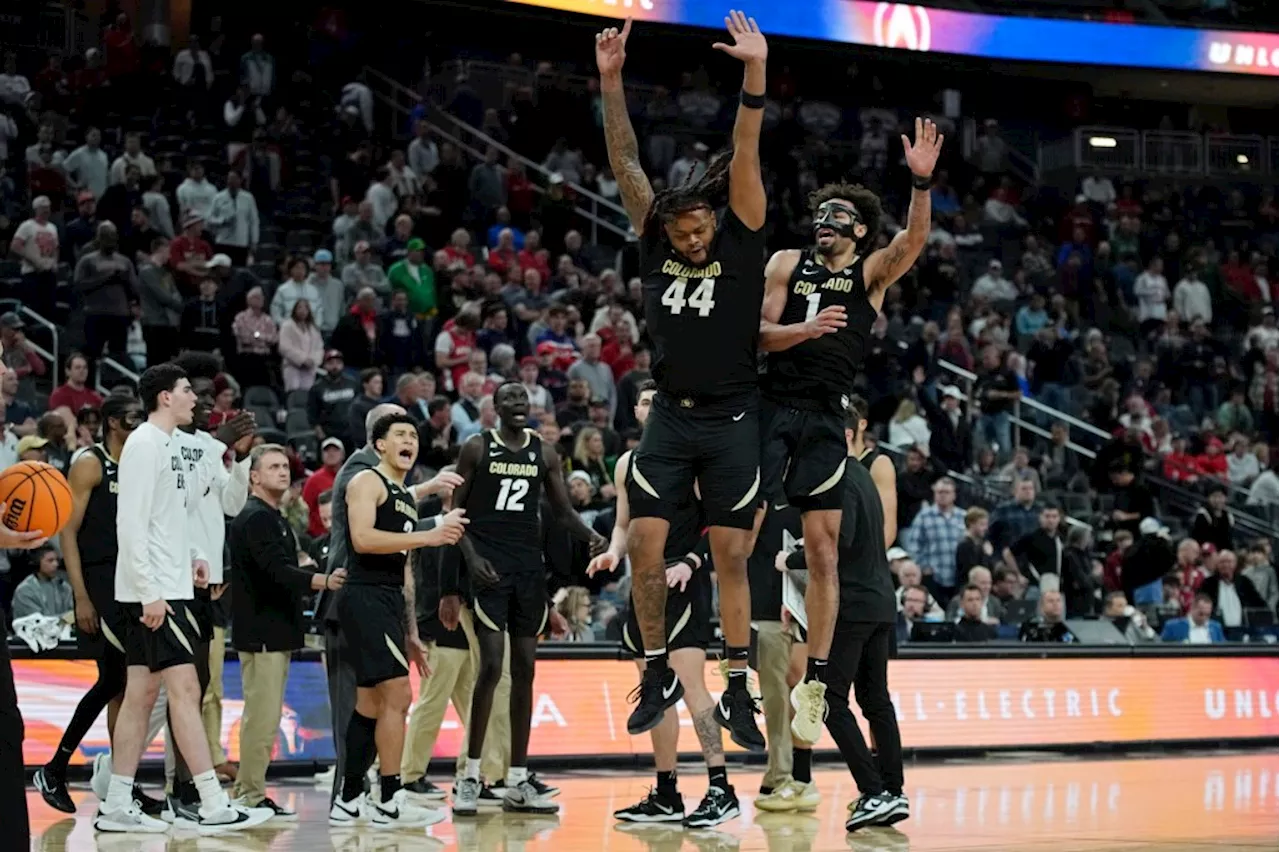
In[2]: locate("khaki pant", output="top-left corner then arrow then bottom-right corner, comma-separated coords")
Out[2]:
202,626 -> 227,766
402,608 -> 510,783
756,620 -> 795,789
233,650 -> 291,805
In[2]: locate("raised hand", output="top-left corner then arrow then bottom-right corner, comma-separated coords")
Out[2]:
712,10 -> 767,65
586,550 -> 619,577
804,305 -> 847,340
903,117 -> 944,178
422,470 -> 465,498
215,411 -> 257,449
595,18 -> 632,77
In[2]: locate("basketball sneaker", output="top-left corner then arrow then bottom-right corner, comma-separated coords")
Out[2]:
94,802 -> 169,834
845,792 -> 900,831
789,680 -> 828,745
368,788 -> 446,829
878,793 -> 910,826
328,792 -> 367,826
403,778 -> 447,802
501,779 -> 559,814
683,784 -> 739,828
492,772 -> 560,799
193,800 -> 274,834
713,672 -> 765,752
627,665 -> 683,735
90,752 -> 111,801
613,787 -> 685,823
33,767 -> 75,813
453,777 -> 482,816
755,779 -> 820,813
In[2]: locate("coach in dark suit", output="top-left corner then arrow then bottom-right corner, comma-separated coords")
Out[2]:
1197,550 -> 1269,637
321,402 -> 461,804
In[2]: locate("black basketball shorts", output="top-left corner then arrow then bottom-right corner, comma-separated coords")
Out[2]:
79,566 -> 129,660
121,599 -> 201,672
760,398 -> 848,512
627,392 -> 761,530
339,583 -> 411,687
471,568 -> 548,640
621,586 -> 712,657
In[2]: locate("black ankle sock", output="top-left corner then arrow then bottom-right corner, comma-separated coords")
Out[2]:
707,766 -> 729,791
793,747 -> 813,784
725,645 -> 749,691
656,770 -> 678,797
342,712 -> 378,801
805,657 -> 828,683
45,745 -> 75,778
380,774 -> 401,802
644,650 -> 669,671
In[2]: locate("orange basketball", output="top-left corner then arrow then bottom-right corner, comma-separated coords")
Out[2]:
0,461 -> 74,538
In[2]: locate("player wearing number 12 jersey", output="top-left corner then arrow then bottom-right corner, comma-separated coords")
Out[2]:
451,382 -> 606,816
757,120 -> 944,747
597,11 -> 769,750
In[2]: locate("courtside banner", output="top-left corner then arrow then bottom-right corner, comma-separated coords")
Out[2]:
17,654 -> 1277,766
502,0 -> 1279,76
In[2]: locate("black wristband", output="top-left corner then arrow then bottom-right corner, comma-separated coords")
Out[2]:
911,173 -> 933,191
740,89 -> 766,109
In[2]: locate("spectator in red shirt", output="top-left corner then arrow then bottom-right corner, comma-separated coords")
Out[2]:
487,228 -> 520,277
443,228 -> 475,267
506,159 -> 535,225
1196,436 -> 1228,479
302,436 -> 346,536
102,14 -> 140,79
1173,537 -> 1208,614
599,319 -> 636,381
169,213 -> 212,295
434,310 -> 478,392
1059,196 -> 1095,245
1163,435 -> 1200,484
47,353 -> 104,414
1102,529 -> 1134,593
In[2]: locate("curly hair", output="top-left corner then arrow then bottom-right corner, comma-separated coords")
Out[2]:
169,351 -> 222,381
642,148 -> 734,248
808,182 -> 883,252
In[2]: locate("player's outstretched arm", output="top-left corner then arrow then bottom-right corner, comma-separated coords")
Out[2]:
597,19 -> 654,235
758,249 -> 848,351
588,452 -> 631,578
870,454 -> 898,548
349,469 -> 463,554
543,442 -> 608,556
863,117 -> 944,304
715,10 -> 767,230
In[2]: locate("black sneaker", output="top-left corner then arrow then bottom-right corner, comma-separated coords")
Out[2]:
161,793 -> 201,825
614,787 -> 685,823
33,767 -> 75,813
845,792 -> 899,832
713,681 -> 766,752
253,795 -> 298,822
403,778 -> 448,802
132,785 -> 166,818
528,772 -> 560,799
683,785 -> 740,828
627,666 -> 684,735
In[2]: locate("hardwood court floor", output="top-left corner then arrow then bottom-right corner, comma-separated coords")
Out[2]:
29,750 -> 1278,852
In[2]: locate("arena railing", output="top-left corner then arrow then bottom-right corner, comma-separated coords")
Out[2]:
96,356 -> 139,396
361,66 -> 633,246
0,303 -> 61,387
1039,125 -> 1278,179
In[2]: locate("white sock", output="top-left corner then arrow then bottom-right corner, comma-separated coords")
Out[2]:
465,758 -> 481,781
506,767 -> 528,786
192,769 -> 226,811
105,774 -> 135,811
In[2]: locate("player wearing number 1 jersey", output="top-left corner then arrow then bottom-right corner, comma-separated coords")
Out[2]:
451,382 -> 606,817
758,119 -> 943,746
597,11 -> 769,750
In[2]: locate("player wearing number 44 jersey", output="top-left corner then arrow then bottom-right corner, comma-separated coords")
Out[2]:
597,11 -> 769,751
757,118 -> 944,746
451,382 -> 606,816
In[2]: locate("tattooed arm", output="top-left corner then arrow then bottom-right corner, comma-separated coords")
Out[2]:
596,20 -> 654,235
862,117 -> 945,309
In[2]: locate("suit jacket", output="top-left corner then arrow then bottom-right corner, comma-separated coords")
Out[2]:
1160,617 -> 1225,643
1197,574 -> 1269,624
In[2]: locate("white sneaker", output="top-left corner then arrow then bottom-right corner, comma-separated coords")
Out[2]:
90,752 -> 112,801
368,788 -> 446,829
314,765 -> 335,787
94,801 -> 169,833
194,801 -> 274,834
329,793 -> 367,826
501,779 -> 559,814
755,779 -> 820,813
789,680 -> 828,745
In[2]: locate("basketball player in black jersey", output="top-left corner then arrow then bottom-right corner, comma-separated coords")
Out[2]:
33,394 -> 149,814
330,413 -> 466,830
757,119 -> 943,744
451,382 -> 606,816
588,380 -> 736,827
597,11 -> 769,747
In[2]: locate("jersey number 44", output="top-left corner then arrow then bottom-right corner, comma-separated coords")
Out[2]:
661,276 -> 717,316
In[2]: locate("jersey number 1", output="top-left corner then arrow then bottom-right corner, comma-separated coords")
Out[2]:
496,477 -> 529,512
804,292 -> 821,321
662,277 -> 716,316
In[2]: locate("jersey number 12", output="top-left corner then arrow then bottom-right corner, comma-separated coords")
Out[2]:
662,277 -> 716,316
495,477 -> 529,512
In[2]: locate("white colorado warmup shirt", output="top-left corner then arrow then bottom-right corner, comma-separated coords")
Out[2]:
176,429 -> 250,585
116,421 -> 208,603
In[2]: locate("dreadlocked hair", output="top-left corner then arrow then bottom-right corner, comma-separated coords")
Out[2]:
169,351 -> 222,381
642,148 -> 735,246
809,182 -> 883,253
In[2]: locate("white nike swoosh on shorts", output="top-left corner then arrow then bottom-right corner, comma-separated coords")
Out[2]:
732,412 -> 746,422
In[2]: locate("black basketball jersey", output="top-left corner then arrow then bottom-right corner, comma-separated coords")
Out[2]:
349,468 -> 418,586
856,446 -> 883,474
80,444 -> 119,570
464,429 -> 546,566
639,207 -> 765,399
763,248 -> 879,410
